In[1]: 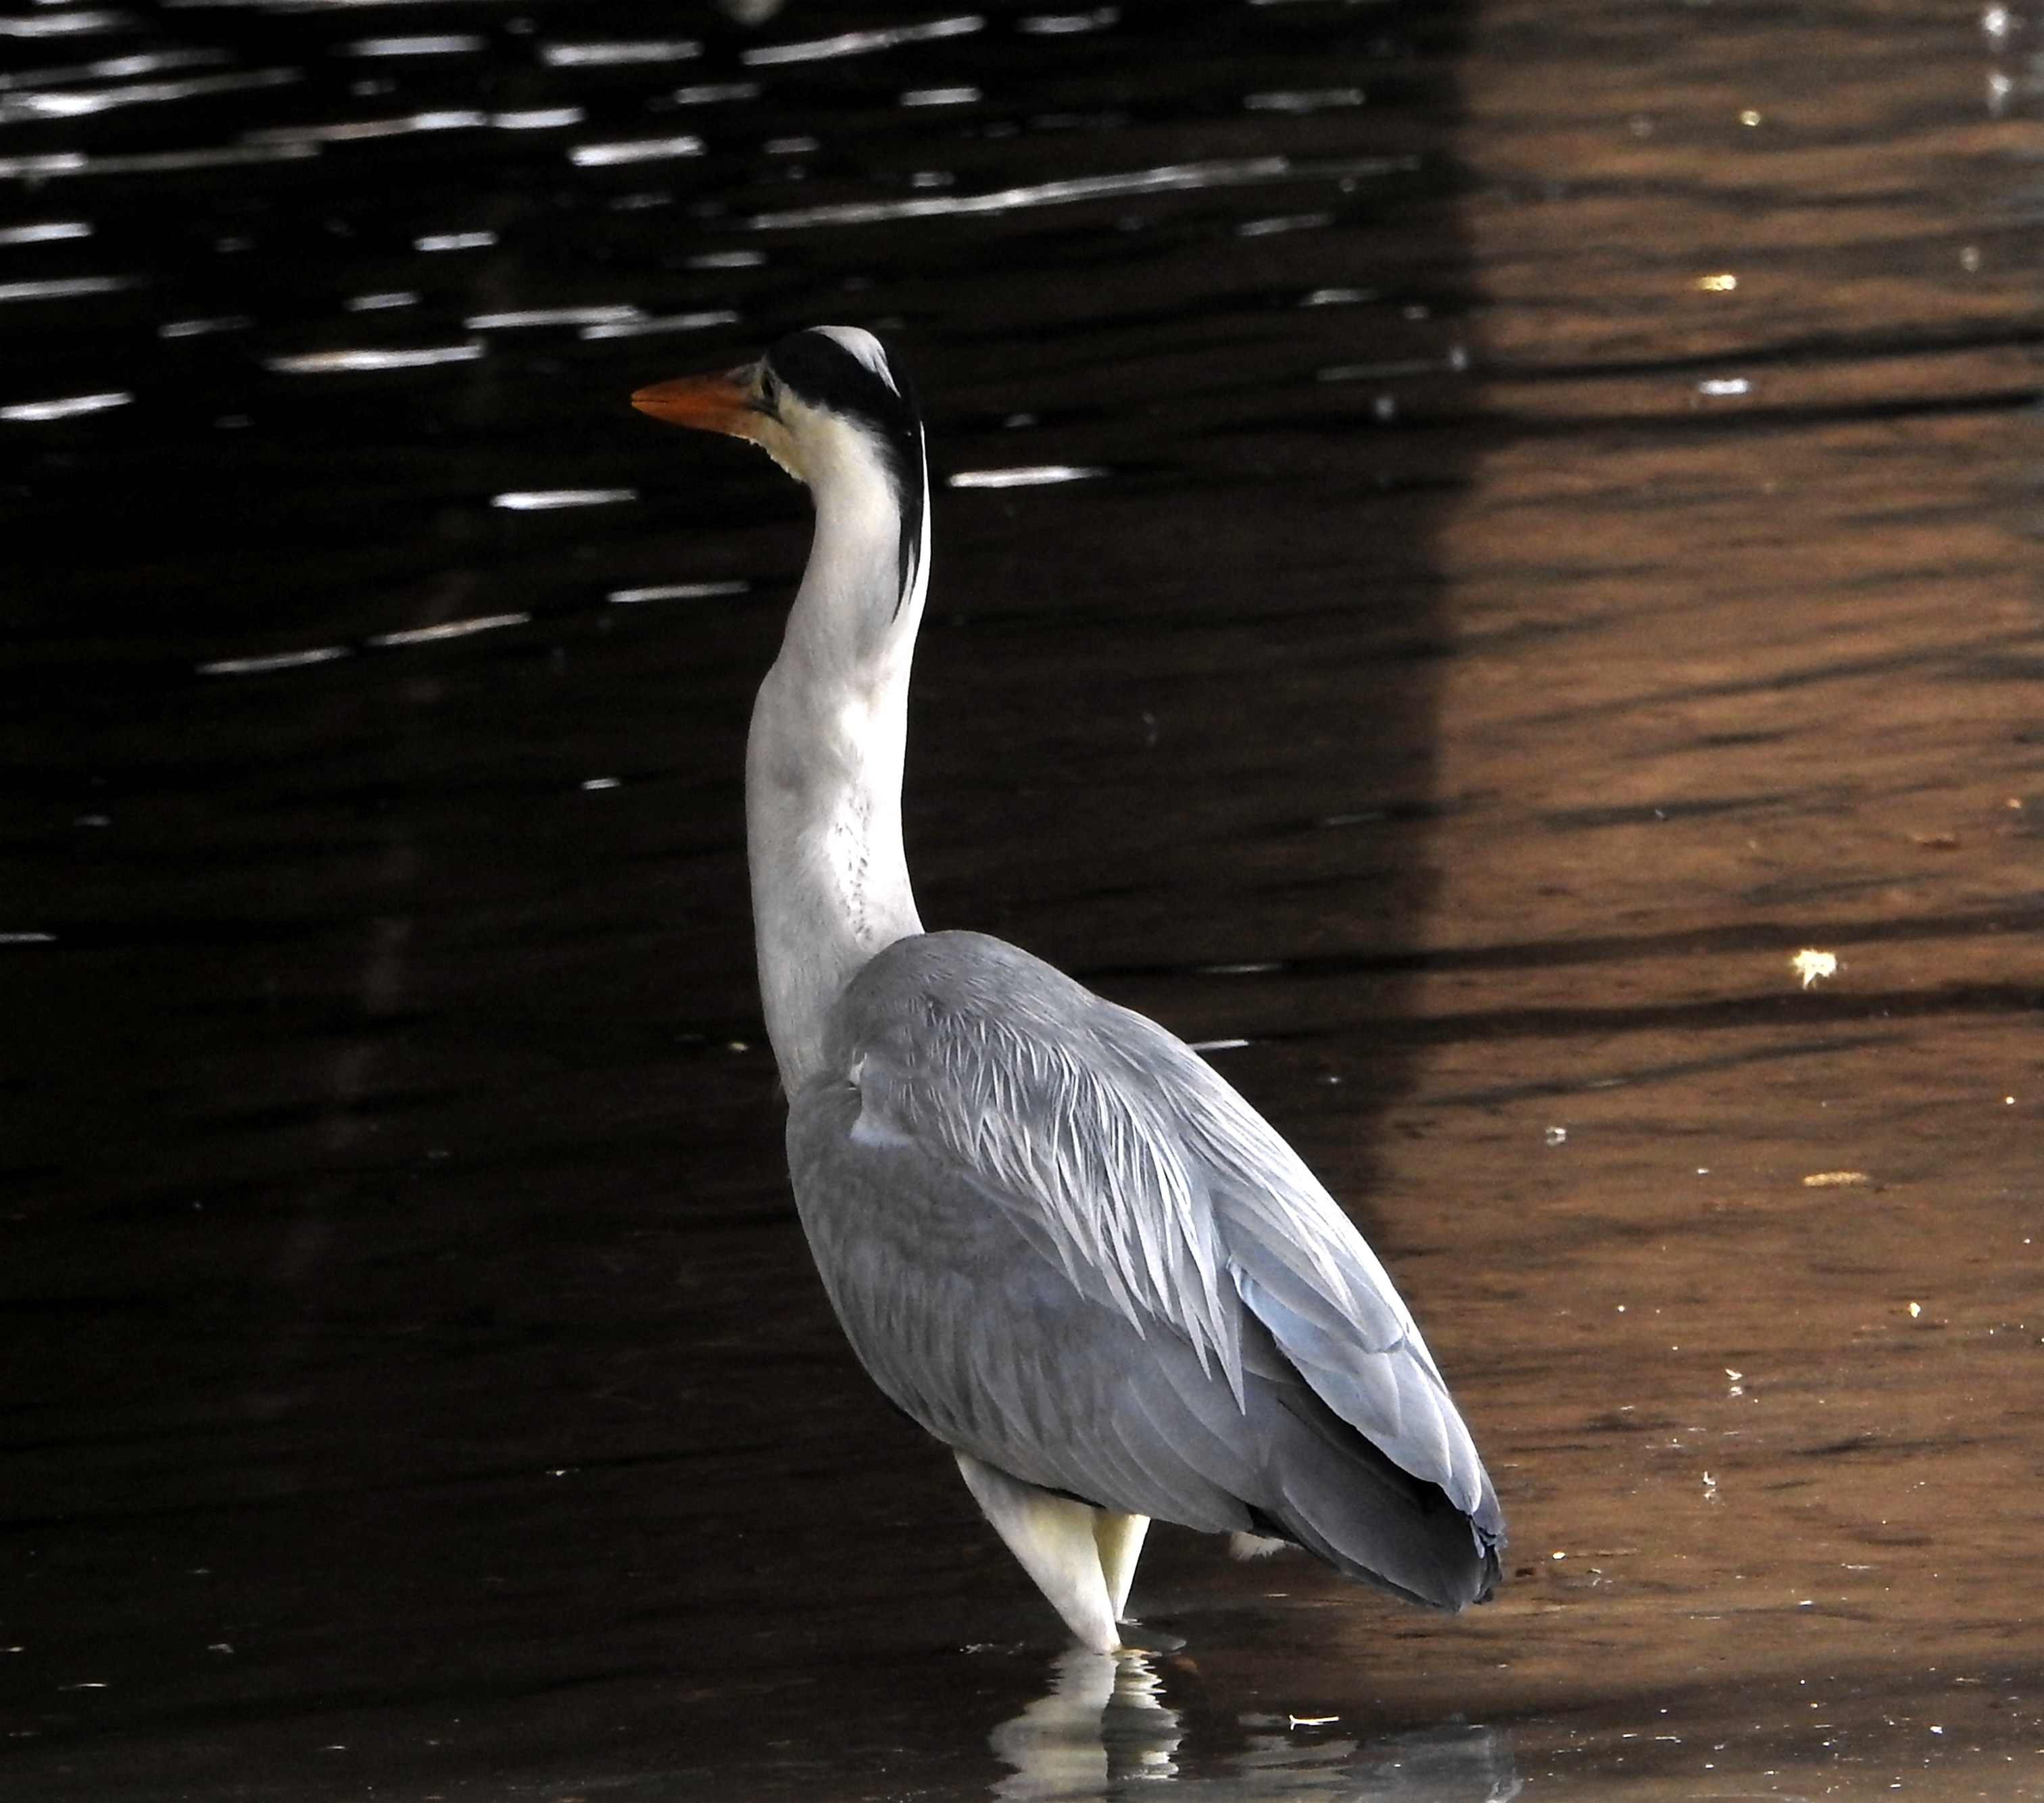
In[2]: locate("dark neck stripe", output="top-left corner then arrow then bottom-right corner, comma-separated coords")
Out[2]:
892,425 -> 927,619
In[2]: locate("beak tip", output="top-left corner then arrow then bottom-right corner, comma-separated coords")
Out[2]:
629,369 -> 750,432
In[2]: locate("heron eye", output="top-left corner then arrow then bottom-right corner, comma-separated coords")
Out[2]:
757,368 -> 782,412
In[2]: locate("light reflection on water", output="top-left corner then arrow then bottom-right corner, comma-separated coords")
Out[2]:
990,1652 -> 1517,1802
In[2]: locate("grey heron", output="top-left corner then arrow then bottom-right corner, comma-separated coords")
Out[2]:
632,327 -> 1504,1652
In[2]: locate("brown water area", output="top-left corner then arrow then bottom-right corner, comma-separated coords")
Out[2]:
3,1 -> 2039,1799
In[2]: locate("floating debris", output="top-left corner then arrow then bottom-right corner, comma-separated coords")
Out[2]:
1790,948 -> 1838,988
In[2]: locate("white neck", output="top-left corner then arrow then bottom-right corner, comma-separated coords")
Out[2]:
746,418 -> 929,1092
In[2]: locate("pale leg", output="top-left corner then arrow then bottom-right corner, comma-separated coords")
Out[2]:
956,1451 -> 1121,1652
1093,1512 -> 1150,1622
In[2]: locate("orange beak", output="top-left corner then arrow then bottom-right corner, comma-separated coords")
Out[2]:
631,368 -> 758,436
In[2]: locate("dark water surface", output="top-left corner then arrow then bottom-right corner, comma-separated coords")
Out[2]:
3,1 -> 2040,1798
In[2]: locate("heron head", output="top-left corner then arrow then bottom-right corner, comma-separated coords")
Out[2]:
631,324 -> 922,500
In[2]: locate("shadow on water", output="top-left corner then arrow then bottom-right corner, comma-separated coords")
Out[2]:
1,1 -> 1488,1798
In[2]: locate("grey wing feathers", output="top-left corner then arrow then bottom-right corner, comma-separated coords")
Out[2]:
1142,1035 -> 1496,1524
792,929 -> 1502,1599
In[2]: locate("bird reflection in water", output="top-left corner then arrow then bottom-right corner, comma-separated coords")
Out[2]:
990,1651 -> 1520,1802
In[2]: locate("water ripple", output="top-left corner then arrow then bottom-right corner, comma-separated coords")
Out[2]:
579,308 -> 737,339
466,306 -> 643,331
1019,9 -> 1120,34
0,142 -> 316,178
609,581 -> 749,603
948,465 -> 1105,489
0,221 -> 91,243
568,134 -> 704,166
0,275 -> 136,302
368,613 -> 530,646
741,15 -> 983,67
0,11 -> 135,37
247,108 -> 483,145
748,155 -> 1405,229
490,489 -> 636,510
0,49 -> 226,91
0,68 -> 298,122
157,314 -> 251,337
1,389 -> 130,421
343,34 -> 484,57
197,646 -> 349,677
541,40 -> 700,67
263,343 -> 483,372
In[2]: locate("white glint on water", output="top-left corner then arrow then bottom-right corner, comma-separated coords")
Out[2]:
343,35 -> 484,56
750,156 -> 1412,229
0,276 -> 136,302
742,16 -> 983,66
492,108 -> 581,130
1019,9 -> 1119,34
199,647 -> 349,676
490,489 -> 636,510
578,310 -> 737,339
264,343 -> 483,372
1,390 -> 130,420
249,110 -> 485,145
568,136 -> 704,166
158,316 -> 251,337
0,221 -> 91,244
670,82 -> 760,105
1246,89 -> 1364,112
368,614 -> 530,646
466,307 -> 643,330
541,41 -> 700,66
947,466 -> 1104,489
609,582 -> 750,603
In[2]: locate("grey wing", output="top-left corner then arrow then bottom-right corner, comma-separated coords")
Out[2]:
786,1072 -> 1270,1537
1089,1001 -> 1501,1537
793,930 -> 1502,1602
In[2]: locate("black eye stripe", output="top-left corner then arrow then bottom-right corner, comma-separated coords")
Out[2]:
762,328 -> 915,437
